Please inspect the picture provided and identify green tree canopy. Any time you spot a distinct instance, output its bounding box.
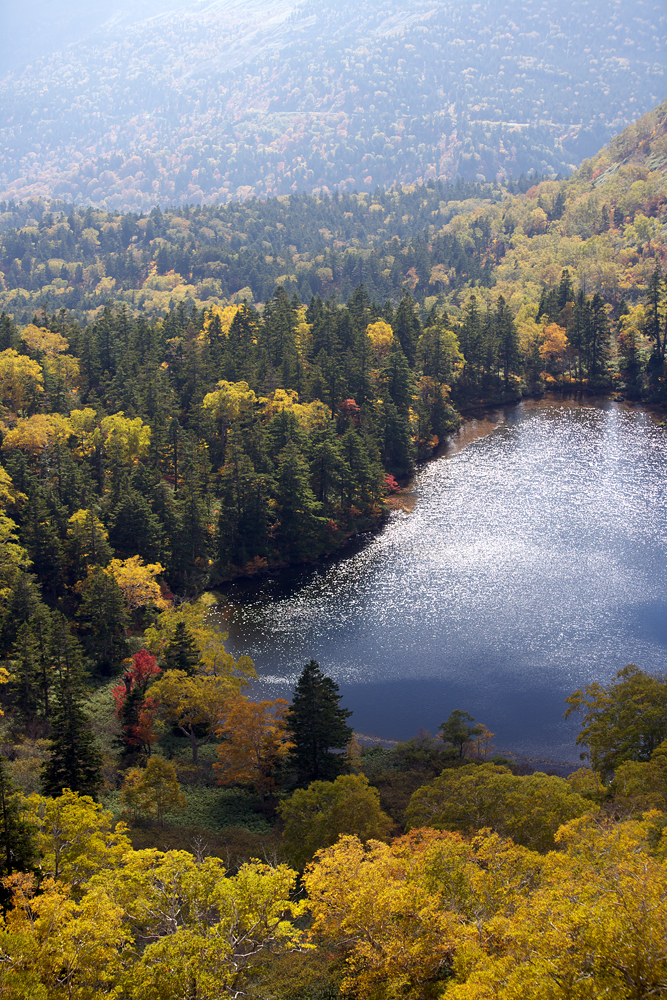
[565,664,667,778]
[279,773,393,868]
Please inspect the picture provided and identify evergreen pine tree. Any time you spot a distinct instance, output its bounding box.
[164,621,201,675]
[41,616,103,798]
[0,756,36,885]
[273,440,323,560]
[286,659,353,784]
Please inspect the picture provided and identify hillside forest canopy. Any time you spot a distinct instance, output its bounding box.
[0,0,665,211]
[0,79,665,1000]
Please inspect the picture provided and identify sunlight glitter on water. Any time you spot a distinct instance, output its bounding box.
[217,400,667,760]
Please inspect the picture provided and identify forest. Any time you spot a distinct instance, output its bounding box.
[0,101,665,997]
[1,0,665,211]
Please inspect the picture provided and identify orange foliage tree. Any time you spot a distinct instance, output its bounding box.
[214,697,293,800]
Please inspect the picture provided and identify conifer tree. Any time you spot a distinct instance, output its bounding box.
[0,755,36,885]
[286,660,353,785]
[273,441,323,560]
[163,621,201,675]
[41,616,103,798]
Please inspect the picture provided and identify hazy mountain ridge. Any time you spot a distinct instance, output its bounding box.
[0,99,664,330]
[0,0,664,213]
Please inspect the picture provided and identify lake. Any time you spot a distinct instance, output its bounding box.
[216,397,667,764]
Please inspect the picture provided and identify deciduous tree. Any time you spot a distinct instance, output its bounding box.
[214,697,293,800]
[565,664,667,778]
[279,774,393,868]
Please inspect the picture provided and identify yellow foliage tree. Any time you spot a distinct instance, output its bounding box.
[214,697,293,800]
[19,323,69,357]
[262,388,331,432]
[67,407,99,459]
[105,556,169,613]
[0,873,127,1000]
[201,379,260,452]
[200,303,241,341]
[538,322,569,372]
[120,757,186,827]
[92,851,307,1000]
[366,320,394,361]
[0,511,30,601]
[24,789,131,891]
[304,832,465,1000]
[1,413,71,456]
[44,353,80,404]
[144,601,255,681]
[99,412,151,466]
[446,815,667,998]
[0,349,44,413]
[149,670,245,763]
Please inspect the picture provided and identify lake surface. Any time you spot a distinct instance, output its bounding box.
[216,398,667,763]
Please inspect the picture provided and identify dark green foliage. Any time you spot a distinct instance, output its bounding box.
[41,695,104,799]
[76,566,129,675]
[286,660,353,785]
[273,441,324,561]
[10,605,54,725]
[108,488,165,564]
[0,756,37,886]
[41,617,103,798]
[439,710,484,758]
[164,622,201,675]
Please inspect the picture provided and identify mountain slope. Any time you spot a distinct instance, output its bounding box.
[0,99,665,329]
[1,0,664,212]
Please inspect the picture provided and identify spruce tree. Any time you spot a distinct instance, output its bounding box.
[0,756,36,886]
[41,616,103,798]
[286,660,353,785]
[164,621,201,675]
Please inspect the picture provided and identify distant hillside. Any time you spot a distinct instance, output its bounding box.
[0,0,664,212]
[0,101,665,327]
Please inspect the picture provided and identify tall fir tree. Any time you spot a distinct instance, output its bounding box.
[41,616,103,798]
[164,622,201,675]
[286,660,353,785]
[0,756,36,892]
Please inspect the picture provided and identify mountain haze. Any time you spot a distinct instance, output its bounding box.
[1,0,664,212]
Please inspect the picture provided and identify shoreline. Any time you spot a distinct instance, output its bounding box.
[218,389,661,582]
[389,389,664,514]
[353,731,581,777]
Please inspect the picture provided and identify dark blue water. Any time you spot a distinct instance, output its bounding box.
[216,398,667,762]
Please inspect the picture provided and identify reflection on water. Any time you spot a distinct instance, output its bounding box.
[216,398,667,761]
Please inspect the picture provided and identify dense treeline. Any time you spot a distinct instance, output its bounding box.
[0,177,504,323]
[0,98,665,350]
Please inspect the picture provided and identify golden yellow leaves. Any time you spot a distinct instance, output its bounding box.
[0,349,43,413]
[120,757,186,827]
[538,322,568,363]
[2,413,72,455]
[200,303,241,341]
[202,379,259,427]
[144,601,255,682]
[1,408,150,467]
[105,556,168,612]
[19,324,69,357]
[304,832,464,1000]
[0,812,307,1000]
[366,319,394,362]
